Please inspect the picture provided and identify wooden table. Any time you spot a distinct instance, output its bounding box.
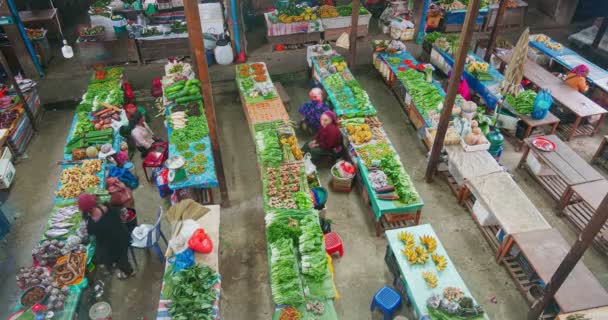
[444,145,503,201]
[519,135,604,202]
[463,172,551,260]
[497,51,606,141]
[385,225,489,320]
[557,306,608,320]
[508,228,608,313]
[515,112,560,150]
[591,135,608,168]
[485,0,528,30]
[559,179,608,254]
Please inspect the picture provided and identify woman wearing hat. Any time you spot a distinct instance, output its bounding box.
[78,193,134,279]
[301,111,343,163]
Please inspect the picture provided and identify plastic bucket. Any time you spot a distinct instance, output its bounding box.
[89,301,112,319]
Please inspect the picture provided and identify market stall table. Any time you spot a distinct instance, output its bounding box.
[529,35,608,95]
[157,204,221,320]
[385,225,490,320]
[591,135,608,168]
[264,12,322,50]
[484,0,528,30]
[497,51,605,140]
[557,306,608,320]
[558,179,608,254]
[519,135,604,202]
[430,47,504,110]
[444,145,503,201]
[19,9,60,38]
[507,228,608,313]
[462,171,551,258]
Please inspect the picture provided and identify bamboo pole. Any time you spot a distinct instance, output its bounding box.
[425,0,481,182]
[348,0,360,67]
[528,193,608,319]
[184,0,230,207]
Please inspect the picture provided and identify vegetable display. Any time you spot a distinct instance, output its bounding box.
[270,238,305,305]
[265,164,308,209]
[505,89,536,115]
[298,215,327,281]
[397,69,444,118]
[380,155,420,205]
[165,264,218,320]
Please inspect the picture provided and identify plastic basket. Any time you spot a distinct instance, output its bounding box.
[330,162,354,193]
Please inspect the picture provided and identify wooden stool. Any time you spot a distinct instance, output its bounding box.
[274,82,290,111]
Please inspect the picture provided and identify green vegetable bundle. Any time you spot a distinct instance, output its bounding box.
[170,114,209,145]
[298,215,328,282]
[380,156,420,205]
[255,125,282,167]
[165,264,218,320]
[270,238,305,305]
[398,69,444,117]
[336,4,369,16]
[346,80,373,112]
[323,73,345,92]
[267,220,302,244]
[294,191,313,209]
[166,79,202,103]
[505,89,536,115]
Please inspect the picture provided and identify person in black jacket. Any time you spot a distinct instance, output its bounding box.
[78,193,135,279]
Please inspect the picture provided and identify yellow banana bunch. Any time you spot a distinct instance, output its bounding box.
[420,235,437,253]
[423,271,438,288]
[398,231,415,249]
[432,253,447,272]
[402,247,418,264]
[466,61,489,73]
[414,246,429,264]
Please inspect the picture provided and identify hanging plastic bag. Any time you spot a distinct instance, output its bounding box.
[531,89,552,120]
[168,248,194,273]
[187,228,213,254]
[303,152,317,176]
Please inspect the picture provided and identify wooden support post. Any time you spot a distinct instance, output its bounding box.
[593,16,607,49]
[0,50,37,131]
[348,0,360,67]
[184,0,231,207]
[484,0,507,62]
[528,193,608,319]
[425,0,481,182]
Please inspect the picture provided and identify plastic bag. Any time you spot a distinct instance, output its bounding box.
[187,228,213,254]
[169,248,194,273]
[108,165,139,189]
[304,153,317,176]
[532,89,552,120]
[106,177,134,207]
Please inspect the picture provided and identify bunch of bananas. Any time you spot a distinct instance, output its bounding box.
[420,235,437,253]
[466,61,489,73]
[346,124,372,145]
[280,136,303,160]
[398,231,415,249]
[422,271,438,288]
[278,7,317,23]
[432,253,447,272]
[403,246,429,265]
[331,60,348,72]
[318,5,338,18]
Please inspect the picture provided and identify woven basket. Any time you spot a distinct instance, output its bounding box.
[330,162,354,192]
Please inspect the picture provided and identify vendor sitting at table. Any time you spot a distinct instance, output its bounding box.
[298,87,330,133]
[302,111,343,163]
[78,193,135,280]
[564,64,590,93]
[121,111,160,157]
[125,103,150,124]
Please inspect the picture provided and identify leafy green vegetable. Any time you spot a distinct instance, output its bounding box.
[505,89,536,115]
[166,264,217,320]
[294,191,313,209]
[194,143,207,152]
[255,125,283,167]
[170,115,209,145]
[298,215,328,282]
[398,69,444,117]
[357,142,393,167]
[267,219,302,244]
[380,156,420,205]
[270,238,305,305]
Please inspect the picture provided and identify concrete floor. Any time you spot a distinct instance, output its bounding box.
[1,21,608,320]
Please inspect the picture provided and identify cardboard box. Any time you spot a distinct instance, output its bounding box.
[0,159,15,189]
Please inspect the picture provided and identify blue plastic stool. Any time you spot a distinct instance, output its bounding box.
[371,286,402,320]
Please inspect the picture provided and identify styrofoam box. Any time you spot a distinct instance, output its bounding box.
[321,15,371,29]
[1,147,12,162]
[473,200,498,227]
[526,152,554,176]
[201,18,224,35]
[199,3,223,20]
[0,159,15,189]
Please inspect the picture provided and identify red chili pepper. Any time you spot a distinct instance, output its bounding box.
[404,59,413,64]
[417,64,426,71]
[275,44,285,51]
[398,67,406,71]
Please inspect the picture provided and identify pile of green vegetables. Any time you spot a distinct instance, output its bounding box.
[165,79,203,104]
[346,80,373,112]
[66,128,113,153]
[380,155,420,205]
[323,73,345,92]
[398,69,444,117]
[336,4,369,16]
[270,238,305,305]
[299,215,327,282]
[163,264,218,320]
[170,114,209,145]
[255,123,283,167]
[505,90,537,115]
